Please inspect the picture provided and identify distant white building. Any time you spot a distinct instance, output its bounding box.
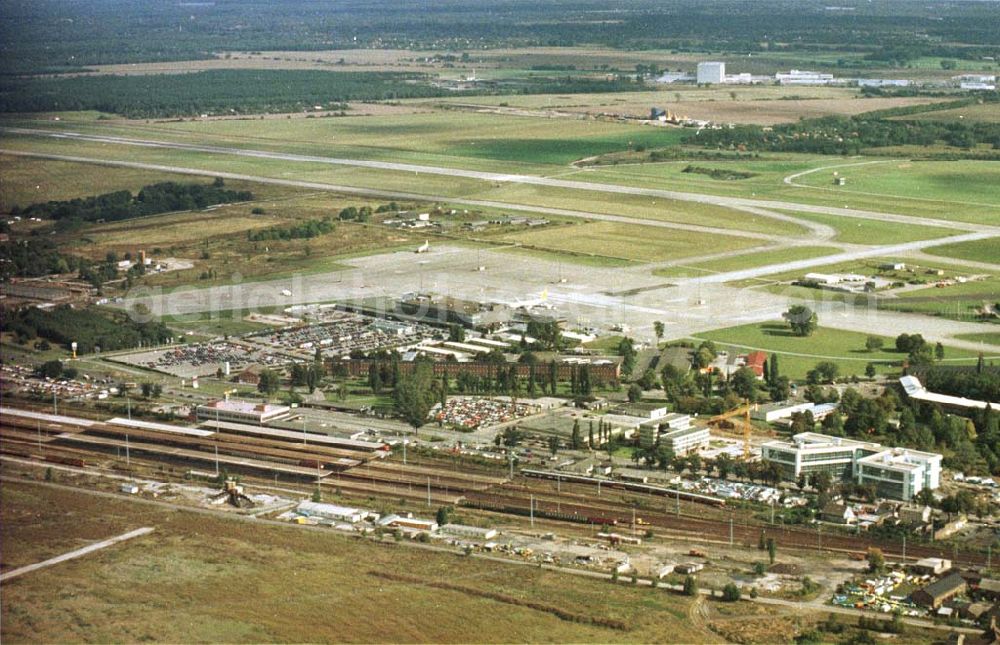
[953,74,996,84]
[776,69,835,85]
[858,79,911,88]
[960,82,997,91]
[697,61,726,85]
[725,72,754,85]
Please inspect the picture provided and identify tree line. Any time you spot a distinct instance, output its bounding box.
[686,105,1000,157]
[12,179,253,226]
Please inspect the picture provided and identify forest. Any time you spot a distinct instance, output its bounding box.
[13,180,253,225]
[0,69,651,118]
[3,305,173,354]
[1,0,998,74]
[0,71,450,118]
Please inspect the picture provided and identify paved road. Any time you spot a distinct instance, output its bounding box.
[0,526,154,582]
[5,127,996,234]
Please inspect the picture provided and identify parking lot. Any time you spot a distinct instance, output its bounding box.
[112,341,289,378]
[244,310,439,359]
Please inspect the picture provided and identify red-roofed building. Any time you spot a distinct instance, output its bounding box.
[745,351,768,379]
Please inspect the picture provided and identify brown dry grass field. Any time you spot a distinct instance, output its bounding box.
[0,479,729,643]
[433,93,945,125]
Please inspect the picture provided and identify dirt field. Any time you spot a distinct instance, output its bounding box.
[0,478,729,643]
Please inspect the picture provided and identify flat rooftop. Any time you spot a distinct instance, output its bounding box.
[900,376,991,411]
[198,400,291,416]
[200,419,386,451]
[107,417,215,438]
[0,407,97,428]
[858,447,942,470]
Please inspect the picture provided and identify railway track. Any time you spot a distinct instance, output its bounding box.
[463,489,990,567]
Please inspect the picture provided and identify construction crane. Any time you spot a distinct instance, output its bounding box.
[708,400,758,461]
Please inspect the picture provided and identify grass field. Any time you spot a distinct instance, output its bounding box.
[653,245,843,278]
[3,116,996,228]
[693,322,981,380]
[880,275,1000,322]
[955,332,1000,346]
[775,210,960,245]
[788,160,1000,227]
[923,238,1000,265]
[899,102,1000,124]
[497,220,759,263]
[0,154,214,210]
[0,480,725,643]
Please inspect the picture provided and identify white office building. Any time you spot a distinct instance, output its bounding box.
[761,432,942,501]
[697,61,726,84]
[855,448,942,501]
[662,425,711,455]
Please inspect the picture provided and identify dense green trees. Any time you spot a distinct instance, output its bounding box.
[14,180,252,225]
[4,305,171,353]
[4,0,998,75]
[248,217,335,242]
[257,369,281,395]
[394,362,437,432]
[783,305,817,337]
[0,239,84,279]
[687,108,1000,157]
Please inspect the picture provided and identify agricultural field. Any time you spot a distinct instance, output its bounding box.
[496,221,760,264]
[0,480,727,644]
[693,322,981,380]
